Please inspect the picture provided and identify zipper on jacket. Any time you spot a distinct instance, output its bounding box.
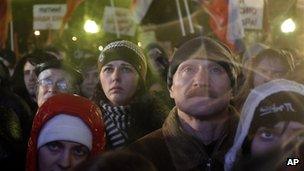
[206,158,212,171]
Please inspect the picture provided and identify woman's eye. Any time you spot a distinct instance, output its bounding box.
[47,142,61,152]
[260,130,276,140]
[121,67,133,73]
[73,146,89,157]
[209,66,223,74]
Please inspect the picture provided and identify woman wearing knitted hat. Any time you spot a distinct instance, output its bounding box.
[93,40,168,150]
[225,79,304,171]
[26,93,106,171]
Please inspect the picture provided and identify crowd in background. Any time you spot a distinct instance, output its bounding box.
[2,0,304,170]
[0,34,304,171]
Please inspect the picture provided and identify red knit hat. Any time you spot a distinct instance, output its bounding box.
[26,93,106,171]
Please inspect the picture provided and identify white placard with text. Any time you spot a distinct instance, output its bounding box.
[239,0,264,30]
[33,4,67,30]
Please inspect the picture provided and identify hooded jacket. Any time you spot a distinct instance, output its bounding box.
[26,93,106,171]
[225,79,304,171]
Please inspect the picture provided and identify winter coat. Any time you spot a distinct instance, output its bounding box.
[0,88,32,141]
[99,93,169,150]
[129,106,238,171]
[10,56,38,113]
[0,106,24,170]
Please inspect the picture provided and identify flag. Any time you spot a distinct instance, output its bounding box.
[130,0,153,24]
[203,0,244,51]
[59,0,85,35]
[227,0,244,44]
[203,0,232,48]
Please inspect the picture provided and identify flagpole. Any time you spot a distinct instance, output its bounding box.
[110,0,120,38]
[183,0,194,34]
[10,21,14,51]
[175,0,186,36]
[9,0,14,51]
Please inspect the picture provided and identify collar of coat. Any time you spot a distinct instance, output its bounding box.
[162,106,239,170]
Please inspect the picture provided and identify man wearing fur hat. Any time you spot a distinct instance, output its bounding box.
[129,36,239,170]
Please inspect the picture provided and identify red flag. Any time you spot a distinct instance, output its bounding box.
[0,0,11,49]
[203,0,235,49]
[59,0,85,35]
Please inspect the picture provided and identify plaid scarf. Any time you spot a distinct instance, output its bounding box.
[100,101,131,149]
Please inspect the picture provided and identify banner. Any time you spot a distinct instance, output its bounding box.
[33,4,67,30]
[239,0,264,30]
[227,0,245,43]
[102,6,136,37]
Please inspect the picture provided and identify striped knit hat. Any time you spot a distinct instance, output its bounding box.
[98,40,147,82]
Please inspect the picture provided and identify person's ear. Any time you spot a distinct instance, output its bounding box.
[169,86,175,99]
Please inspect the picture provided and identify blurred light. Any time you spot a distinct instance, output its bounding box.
[34,30,40,36]
[72,36,77,41]
[84,20,100,33]
[98,46,104,51]
[137,42,142,47]
[281,18,296,33]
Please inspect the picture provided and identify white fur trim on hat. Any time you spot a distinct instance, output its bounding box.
[37,114,93,150]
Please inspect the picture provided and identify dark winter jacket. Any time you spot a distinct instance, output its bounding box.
[96,92,169,150]
[0,88,32,140]
[129,107,239,171]
[10,56,38,113]
[0,92,28,170]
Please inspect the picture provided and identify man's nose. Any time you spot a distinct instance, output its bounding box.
[193,68,209,87]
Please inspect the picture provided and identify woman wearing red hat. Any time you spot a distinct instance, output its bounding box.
[26,93,106,171]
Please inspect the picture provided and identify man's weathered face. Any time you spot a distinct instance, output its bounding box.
[170,59,232,119]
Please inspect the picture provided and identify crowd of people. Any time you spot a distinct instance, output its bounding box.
[0,36,304,171]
